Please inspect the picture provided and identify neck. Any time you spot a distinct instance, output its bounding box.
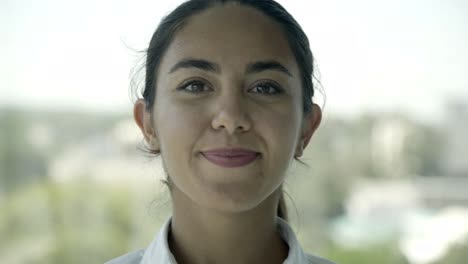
[168,188,288,264]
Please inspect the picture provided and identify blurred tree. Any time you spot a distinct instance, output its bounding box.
[432,242,468,264]
[0,109,47,193]
[326,242,409,264]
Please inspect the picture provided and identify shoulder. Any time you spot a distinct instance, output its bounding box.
[104,249,145,264]
[305,253,337,264]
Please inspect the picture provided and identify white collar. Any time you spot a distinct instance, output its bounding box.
[138,217,333,264]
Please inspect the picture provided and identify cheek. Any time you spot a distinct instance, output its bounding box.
[255,103,302,163]
[158,102,204,131]
[156,100,208,151]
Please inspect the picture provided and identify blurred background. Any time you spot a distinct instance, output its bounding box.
[1,0,467,263]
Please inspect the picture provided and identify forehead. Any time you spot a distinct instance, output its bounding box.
[159,4,298,74]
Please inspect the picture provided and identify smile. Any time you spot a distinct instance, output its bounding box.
[201,150,260,168]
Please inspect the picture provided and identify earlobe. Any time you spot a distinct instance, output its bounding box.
[295,104,322,157]
[134,99,159,150]
[294,141,304,158]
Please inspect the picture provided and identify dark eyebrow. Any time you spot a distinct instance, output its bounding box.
[245,60,292,77]
[169,58,220,74]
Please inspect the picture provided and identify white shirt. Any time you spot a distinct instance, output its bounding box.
[105,217,335,264]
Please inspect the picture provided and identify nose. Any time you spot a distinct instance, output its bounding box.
[211,92,252,135]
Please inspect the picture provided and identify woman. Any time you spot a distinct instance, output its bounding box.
[107,0,334,263]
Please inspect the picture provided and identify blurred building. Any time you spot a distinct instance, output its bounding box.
[332,99,468,264]
[331,176,468,264]
[48,118,165,186]
[371,116,413,178]
[442,99,468,177]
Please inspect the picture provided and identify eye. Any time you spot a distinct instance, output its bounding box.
[250,81,284,95]
[176,79,211,93]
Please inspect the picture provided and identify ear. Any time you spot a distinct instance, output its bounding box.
[295,103,322,158]
[134,99,159,151]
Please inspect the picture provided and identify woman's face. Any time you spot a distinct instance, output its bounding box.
[136,4,320,213]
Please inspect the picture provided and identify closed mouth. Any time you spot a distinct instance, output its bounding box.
[200,149,260,168]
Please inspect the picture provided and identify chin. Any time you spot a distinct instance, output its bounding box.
[195,180,276,214]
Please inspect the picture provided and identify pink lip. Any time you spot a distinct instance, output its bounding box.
[201,148,260,168]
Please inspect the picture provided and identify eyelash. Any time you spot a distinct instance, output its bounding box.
[176,80,210,93]
[251,81,284,95]
[176,79,284,95]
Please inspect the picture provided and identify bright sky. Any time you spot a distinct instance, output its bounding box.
[1,0,467,122]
